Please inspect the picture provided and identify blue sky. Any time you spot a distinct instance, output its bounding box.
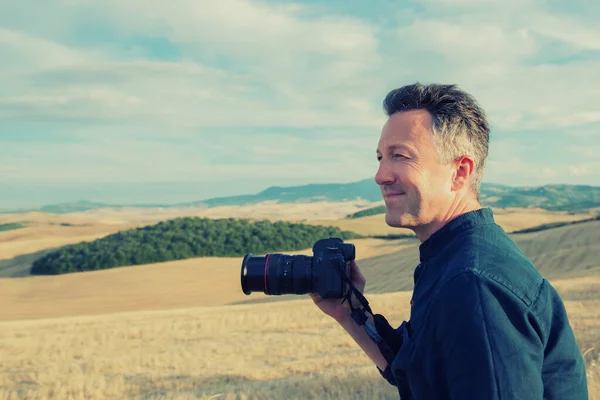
[1,0,599,208]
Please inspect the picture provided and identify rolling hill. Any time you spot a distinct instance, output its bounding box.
[2,217,598,321]
[29,217,361,275]
[1,217,600,398]
[352,219,600,294]
[238,218,600,305]
[2,180,600,214]
[0,207,594,278]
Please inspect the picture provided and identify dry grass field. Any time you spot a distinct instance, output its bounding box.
[305,206,596,237]
[0,204,598,398]
[0,202,376,260]
[0,204,593,260]
[2,213,597,321]
[0,238,408,321]
[0,286,598,399]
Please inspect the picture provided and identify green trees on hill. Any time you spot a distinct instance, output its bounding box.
[346,205,386,219]
[0,222,26,232]
[30,217,362,275]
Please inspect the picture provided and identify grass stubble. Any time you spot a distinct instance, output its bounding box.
[0,206,598,399]
[0,288,598,399]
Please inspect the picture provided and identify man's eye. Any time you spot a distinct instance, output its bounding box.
[378,154,407,161]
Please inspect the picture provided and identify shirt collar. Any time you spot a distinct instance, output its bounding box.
[418,207,495,263]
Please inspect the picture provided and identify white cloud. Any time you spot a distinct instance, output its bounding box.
[3,0,598,132]
[475,61,600,130]
[86,0,383,105]
[566,127,599,138]
[2,147,373,185]
[1,57,386,128]
[567,165,591,176]
[397,20,537,64]
[567,145,600,159]
[393,8,600,132]
[540,168,558,177]
[413,0,536,5]
[1,0,599,192]
[99,0,378,60]
[0,0,385,129]
[0,28,85,71]
[0,0,385,128]
[0,125,380,184]
[529,14,600,51]
[483,157,599,186]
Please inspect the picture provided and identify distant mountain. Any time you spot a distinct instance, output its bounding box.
[1,180,599,214]
[0,200,190,215]
[479,184,600,211]
[201,179,382,206]
[200,181,600,212]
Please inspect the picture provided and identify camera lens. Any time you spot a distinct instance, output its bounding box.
[240,253,313,295]
[241,253,264,295]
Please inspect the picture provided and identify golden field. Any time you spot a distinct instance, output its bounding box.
[0,203,593,260]
[0,237,409,321]
[0,204,599,399]
[0,201,374,260]
[0,283,599,399]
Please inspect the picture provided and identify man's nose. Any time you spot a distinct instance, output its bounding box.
[375,161,395,186]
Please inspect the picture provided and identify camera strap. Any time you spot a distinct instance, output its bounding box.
[332,259,405,371]
[334,260,384,344]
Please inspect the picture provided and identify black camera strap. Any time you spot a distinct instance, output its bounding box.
[333,260,384,344]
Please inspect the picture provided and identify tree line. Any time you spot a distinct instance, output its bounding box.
[0,222,26,232]
[30,217,362,275]
[346,205,386,219]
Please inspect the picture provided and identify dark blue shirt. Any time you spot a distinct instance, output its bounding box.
[373,208,588,399]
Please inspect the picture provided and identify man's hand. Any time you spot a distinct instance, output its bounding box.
[308,260,390,372]
[309,260,366,322]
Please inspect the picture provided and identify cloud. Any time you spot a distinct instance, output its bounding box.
[567,145,600,159]
[397,20,537,64]
[540,168,558,177]
[392,3,600,132]
[98,0,379,63]
[483,157,599,186]
[1,57,385,128]
[0,28,85,71]
[529,14,600,51]
[1,0,599,195]
[565,127,600,137]
[482,132,600,185]
[469,61,600,130]
[3,0,598,132]
[0,0,385,129]
[567,165,591,176]
[0,125,380,185]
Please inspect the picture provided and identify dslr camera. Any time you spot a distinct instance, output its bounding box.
[240,237,355,299]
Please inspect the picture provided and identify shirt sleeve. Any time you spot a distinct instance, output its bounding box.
[431,271,545,400]
[371,313,405,386]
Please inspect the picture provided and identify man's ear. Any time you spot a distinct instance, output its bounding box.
[451,155,475,192]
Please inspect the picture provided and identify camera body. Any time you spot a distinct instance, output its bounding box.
[241,237,355,299]
[309,237,355,298]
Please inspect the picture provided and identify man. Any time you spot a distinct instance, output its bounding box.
[309,83,589,399]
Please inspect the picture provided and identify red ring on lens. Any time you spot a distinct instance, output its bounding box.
[264,254,271,294]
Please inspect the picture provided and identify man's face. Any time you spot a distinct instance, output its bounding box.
[375,109,455,230]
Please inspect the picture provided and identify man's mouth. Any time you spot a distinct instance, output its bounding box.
[384,192,405,198]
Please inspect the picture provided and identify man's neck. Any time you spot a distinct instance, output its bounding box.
[414,196,482,243]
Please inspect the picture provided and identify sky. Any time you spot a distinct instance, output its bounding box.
[1,0,599,209]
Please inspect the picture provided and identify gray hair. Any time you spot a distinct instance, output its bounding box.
[383,82,490,198]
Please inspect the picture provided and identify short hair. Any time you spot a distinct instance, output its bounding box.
[383,82,490,198]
